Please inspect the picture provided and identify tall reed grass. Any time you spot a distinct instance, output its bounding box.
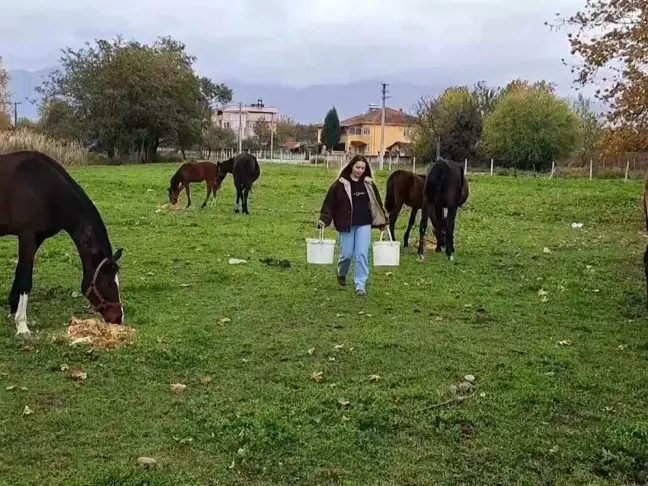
[0,128,92,166]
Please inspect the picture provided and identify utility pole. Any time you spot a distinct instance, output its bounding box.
[13,101,21,127]
[270,113,275,160]
[378,82,389,170]
[237,102,243,153]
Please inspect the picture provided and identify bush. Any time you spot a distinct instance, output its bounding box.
[0,128,92,166]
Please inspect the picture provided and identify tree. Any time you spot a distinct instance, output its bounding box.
[482,84,579,171]
[571,94,604,163]
[38,98,81,141]
[37,35,232,161]
[471,80,503,118]
[0,56,11,130]
[273,116,318,146]
[201,124,237,157]
[550,1,648,147]
[411,86,482,163]
[322,107,341,152]
[253,118,273,147]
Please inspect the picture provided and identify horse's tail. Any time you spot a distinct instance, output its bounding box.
[643,174,648,232]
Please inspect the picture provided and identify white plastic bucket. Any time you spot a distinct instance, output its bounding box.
[373,229,400,266]
[306,229,336,264]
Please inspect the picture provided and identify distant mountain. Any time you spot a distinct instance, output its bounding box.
[8,67,444,123]
[7,67,607,123]
[7,68,54,120]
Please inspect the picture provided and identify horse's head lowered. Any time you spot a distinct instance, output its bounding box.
[84,248,124,324]
[168,186,179,205]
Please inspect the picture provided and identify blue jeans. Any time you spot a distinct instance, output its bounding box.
[338,224,371,291]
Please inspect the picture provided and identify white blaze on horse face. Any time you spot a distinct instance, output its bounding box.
[15,293,30,336]
[115,273,124,322]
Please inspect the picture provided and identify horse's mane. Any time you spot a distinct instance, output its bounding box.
[32,152,113,254]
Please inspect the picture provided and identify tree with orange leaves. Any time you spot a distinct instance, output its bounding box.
[549,1,648,151]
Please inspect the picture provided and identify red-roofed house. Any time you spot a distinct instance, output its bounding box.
[317,105,417,156]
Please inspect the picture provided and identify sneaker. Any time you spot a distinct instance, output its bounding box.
[337,276,346,287]
[356,289,366,297]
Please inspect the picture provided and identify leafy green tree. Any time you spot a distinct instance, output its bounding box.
[571,94,604,164]
[0,56,11,130]
[322,107,341,152]
[37,35,231,161]
[482,84,579,170]
[202,124,237,157]
[412,85,483,163]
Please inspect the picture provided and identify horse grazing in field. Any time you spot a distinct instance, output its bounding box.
[216,153,261,214]
[168,161,221,209]
[0,151,124,339]
[385,169,426,247]
[417,157,469,262]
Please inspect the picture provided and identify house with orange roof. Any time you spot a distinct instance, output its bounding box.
[317,104,418,156]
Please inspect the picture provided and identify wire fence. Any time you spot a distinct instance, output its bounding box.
[159,147,648,182]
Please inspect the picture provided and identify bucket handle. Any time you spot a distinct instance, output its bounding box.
[317,227,324,241]
[380,228,394,242]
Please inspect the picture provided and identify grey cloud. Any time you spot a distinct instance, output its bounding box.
[1,0,587,91]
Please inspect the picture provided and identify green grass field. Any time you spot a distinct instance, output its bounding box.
[1,163,648,485]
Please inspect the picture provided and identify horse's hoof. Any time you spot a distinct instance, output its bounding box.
[448,255,455,263]
[234,209,240,213]
[15,330,32,341]
[417,254,425,262]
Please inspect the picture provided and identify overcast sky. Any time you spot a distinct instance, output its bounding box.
[1,0,588,93]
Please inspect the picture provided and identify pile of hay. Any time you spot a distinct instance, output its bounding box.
[156,203,181,212]
[407,237,439,250]
[65,316,137,349]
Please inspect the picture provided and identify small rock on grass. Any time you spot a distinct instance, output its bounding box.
[137,457,157,468]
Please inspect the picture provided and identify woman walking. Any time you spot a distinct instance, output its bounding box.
[318,155,388,296]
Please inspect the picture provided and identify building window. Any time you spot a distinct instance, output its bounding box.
[224,122,230,128]
[362,127,370,135]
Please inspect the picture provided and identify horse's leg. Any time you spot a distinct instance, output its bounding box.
[209,185,218,207]
[403,207,419,248]
[185,184,192,208]
[432,205,445,252]
[417,202,430,262]
[445,206,458,262]
[10,233,40,339]
[201,181,211,209]
[233,180,241,213]
[242,185,251,215]
[388,201,402,245]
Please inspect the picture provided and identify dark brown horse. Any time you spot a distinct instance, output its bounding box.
[0,151,124,339]
[417,157,469,262]
[216,153,260,214]
[385,169,426,247]
[168,161,221,209]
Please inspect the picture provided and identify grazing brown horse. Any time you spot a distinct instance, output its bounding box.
[417,157,469,262]
[0,151,124,339]
[168,161,221,209]
[385,169,426,247]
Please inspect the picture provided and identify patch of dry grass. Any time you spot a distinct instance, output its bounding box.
[0,128,91,166]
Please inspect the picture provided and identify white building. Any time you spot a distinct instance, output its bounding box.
[213,99,279,140]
